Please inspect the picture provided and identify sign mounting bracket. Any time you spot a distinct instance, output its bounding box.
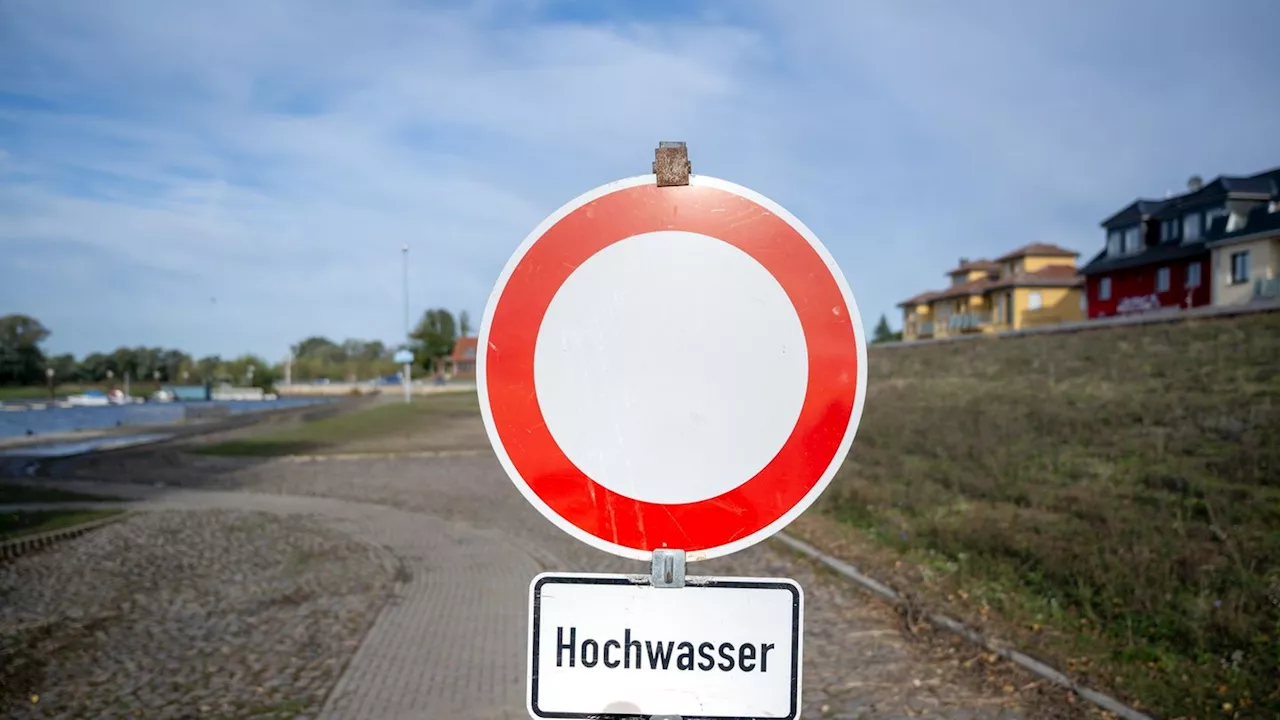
[649,548,686,588]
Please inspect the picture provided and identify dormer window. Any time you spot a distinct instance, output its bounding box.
[1107,230,1121,256]
[1183,212,1202,241]
[1122,226,1141,254]
[1205,206,1227,232]
[1227,212,1247,232]
[1160,218,1180,242]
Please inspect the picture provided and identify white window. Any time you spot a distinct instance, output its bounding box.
[1230,251,1250,285]
[1099,277,1112,301]
[1160,218,1180,242]
[1027,291,1043,311]
[1107,230,1121,256]
[1122,226,1141,254]
[1186,261,1201,288]
[1183,213,1202,241]
[1156,267,1170,293]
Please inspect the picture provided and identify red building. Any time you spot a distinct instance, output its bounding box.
[1083,254,1210,318]
[449,337,478,378]
[1080,172,1266,319]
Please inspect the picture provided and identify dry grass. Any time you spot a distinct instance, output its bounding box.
[817,311,1280,718]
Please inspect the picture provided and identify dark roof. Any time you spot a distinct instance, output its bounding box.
[995,243,1079,262]
[1087,165,1280,274]
[1101,165,1280,228]
[1207,204,1280,248]
[986,264,1083,290]
[1079,240,1209,276]
[945,259,1000,276]
[1101,199,1170,229]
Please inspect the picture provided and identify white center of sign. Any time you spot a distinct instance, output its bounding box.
[533,230,809,505]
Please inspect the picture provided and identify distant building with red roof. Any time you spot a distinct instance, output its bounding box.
[449,337,478,378]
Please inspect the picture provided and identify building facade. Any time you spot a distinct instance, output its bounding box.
[1080,166,1280,318]
[899,244,1085,341]
[1208,202,1280,306]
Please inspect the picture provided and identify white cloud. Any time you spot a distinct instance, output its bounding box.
[1,0,1278,358]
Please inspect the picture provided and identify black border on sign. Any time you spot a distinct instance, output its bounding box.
[529,575,802,720]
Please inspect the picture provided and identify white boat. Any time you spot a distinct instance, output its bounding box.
[66,390,112,407]
[150,389,176,403]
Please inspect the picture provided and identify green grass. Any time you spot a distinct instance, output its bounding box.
[819,311,1280,718]
[0,485,118,504]
[0,509,123,541]
[0,383,161,401]
[195,392,481,457]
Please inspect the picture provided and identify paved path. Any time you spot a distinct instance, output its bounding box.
[3,481,541,720]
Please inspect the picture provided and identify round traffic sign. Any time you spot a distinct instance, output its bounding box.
[478,174,866,561]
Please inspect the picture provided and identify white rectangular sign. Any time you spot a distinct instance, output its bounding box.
[528,573,802,719]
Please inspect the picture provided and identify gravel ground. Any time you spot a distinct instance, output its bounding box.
[0,510,394,720]
[62,448,1096,719]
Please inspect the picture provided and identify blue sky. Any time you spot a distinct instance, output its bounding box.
[2,0,1279,360]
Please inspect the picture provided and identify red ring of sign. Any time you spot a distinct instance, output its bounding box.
[485,182,859,553]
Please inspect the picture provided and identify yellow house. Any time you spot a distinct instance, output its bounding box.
[1206,204,1280,306]
[899,244,1086,341]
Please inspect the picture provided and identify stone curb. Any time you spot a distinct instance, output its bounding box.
[0,510,132,564]
[772,531,1156,720]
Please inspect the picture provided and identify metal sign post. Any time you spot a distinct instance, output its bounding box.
[483,142,864,720]
[648,549,686,720]
[393,349,414,404]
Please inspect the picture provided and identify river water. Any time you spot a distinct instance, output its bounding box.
[0,398,329,440]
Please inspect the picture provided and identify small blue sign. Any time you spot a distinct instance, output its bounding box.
[393,350,414,364]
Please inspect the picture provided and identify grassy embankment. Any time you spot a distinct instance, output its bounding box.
[798,311,1279,718]
[0,485,122,540]
[194,391,483,457]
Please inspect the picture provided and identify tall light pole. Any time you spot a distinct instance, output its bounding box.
[402,243,410,340]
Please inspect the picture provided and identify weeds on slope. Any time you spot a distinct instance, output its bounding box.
[823,312,1280,718]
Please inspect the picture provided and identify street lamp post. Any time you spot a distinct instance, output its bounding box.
[402,243,410,341]
[46,367,55,401]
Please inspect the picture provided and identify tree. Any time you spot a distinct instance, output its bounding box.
[78,353,110,381]
[358,340,387,362]
[459,310,473,338]
[48,353,77,382]
[196,355,223,382]
[222,354,278,390]
[0,314,50,385]
[293,336,343,363]
[411,308,458,373]
[872,314,901,344]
